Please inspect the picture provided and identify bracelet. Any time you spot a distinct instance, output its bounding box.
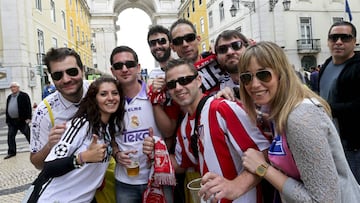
[78,152,85,165]
[73,155,82,169]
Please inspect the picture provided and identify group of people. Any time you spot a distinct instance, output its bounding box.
[4,18,360,203]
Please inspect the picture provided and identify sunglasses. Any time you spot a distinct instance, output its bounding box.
[328,34,354,43]
[51,67,79,81]
[240,70,272,85]
[166,74,198,90]
[172,33,196,46]
[112,61,137,70]
[216,41,244,54]
[148,38,167,47]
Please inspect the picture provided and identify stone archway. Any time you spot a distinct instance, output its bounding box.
[88,0,180,74]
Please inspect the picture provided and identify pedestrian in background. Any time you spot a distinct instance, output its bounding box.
[319,21,360,184]
[35,76,125,202]
[309,66,319,94]
[42,80,56,99]
[4,82,31,159]
[240,41,360,202]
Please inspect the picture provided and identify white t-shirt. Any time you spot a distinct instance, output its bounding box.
[30,81,89,153]
[114,81,162,185]
[38,118,111,203]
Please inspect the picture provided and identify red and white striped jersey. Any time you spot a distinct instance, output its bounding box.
[175,96,270,203]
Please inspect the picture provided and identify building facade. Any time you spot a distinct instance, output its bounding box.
[0,0,359,112]
[0,0,93,111]
[207,0,360,71]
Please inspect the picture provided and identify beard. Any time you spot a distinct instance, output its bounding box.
[225,64,239,74]
[152,48,171,63]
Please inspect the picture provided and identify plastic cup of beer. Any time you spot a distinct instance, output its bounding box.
[187,178,212,203]
[126,153,140,177]
[187,177,202,203]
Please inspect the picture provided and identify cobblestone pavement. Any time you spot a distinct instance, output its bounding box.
[0,112,39,202]
[0,152,40,202]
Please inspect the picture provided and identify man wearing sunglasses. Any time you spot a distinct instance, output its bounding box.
[170,19,225,95]
[147,25,173,70]
[144,58,270,202]
[109,46,174,203]
[319,21,360,184]
[150,19,226,145]
[214,30,251,100]
[30,47,88,169]
[146,25,180,147]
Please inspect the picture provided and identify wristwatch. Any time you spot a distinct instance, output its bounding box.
[255,163,269,177]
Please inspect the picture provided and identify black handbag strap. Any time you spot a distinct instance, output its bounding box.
[191,95,211,159]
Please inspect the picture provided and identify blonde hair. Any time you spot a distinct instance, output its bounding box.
[238,41,331,134]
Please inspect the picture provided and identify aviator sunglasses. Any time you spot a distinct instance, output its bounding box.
[328,34,354,43]
[166,73,198,90]
[172,33,196,46]
[240,70,272,85]
[148,38,167,47]
[51,67,79,81]
[112,61,137,70]
[216,41,244,54]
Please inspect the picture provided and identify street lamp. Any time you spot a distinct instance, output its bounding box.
[283,0,291,11]
[230,4,237,17]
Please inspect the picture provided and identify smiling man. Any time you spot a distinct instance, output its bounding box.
[109,45,173,203]
[30,48,89,169]
[319,21,360,184]
[163,58,270,203]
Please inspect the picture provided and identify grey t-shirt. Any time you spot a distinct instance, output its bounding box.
[319,61,345,104]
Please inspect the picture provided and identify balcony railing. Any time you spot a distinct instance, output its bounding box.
[296,39,321,53]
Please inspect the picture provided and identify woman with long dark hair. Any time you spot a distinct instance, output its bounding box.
[33,76,125,202]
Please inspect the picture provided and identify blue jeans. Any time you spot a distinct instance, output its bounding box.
[116,181,147,203]
[115,180,173,203]
[344,149,360,184]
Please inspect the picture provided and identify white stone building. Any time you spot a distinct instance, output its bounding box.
[207,0,360,71]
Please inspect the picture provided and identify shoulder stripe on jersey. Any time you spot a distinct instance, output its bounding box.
[62,117,87,144]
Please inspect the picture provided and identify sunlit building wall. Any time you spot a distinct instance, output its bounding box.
[66,0,93,75]
[178,0,210,53]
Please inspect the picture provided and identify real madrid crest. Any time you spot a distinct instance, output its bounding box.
[130,115,140,128]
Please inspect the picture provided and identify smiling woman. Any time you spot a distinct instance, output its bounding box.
[117,8,155,73]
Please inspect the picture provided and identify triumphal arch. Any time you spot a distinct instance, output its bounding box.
[88,0,180,73]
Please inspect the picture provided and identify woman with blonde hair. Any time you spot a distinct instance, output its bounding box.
[240,41,360,202]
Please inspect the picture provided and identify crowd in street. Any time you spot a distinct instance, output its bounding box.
[3,19,360,203]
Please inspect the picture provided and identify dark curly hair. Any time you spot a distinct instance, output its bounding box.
[71,76,125,138]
